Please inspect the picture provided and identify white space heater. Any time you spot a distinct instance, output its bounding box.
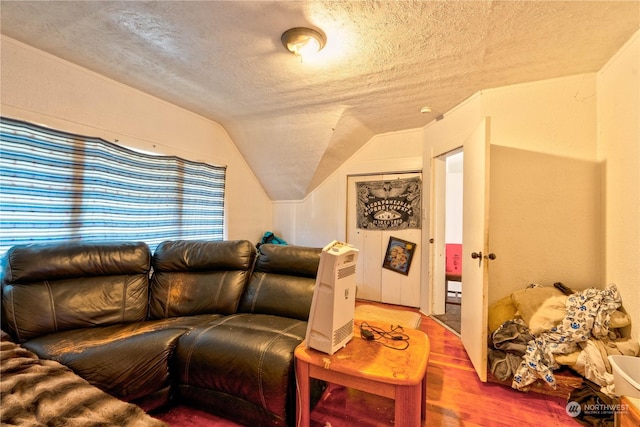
[305,240,359,355]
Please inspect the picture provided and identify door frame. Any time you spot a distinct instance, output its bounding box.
[430,149,462,315]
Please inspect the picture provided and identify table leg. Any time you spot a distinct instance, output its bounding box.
[395,383,421,427]
[421,371,427,420]
[295,358,310,427]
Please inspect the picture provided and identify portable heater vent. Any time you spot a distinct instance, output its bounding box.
[333,319,354,346]
[338,264,356,279]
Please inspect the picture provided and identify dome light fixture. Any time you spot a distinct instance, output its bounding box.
[281,27,326,58]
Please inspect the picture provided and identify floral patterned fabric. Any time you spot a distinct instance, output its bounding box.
[512,283,621,390]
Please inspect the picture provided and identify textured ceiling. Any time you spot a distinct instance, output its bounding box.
[1,1,638,200]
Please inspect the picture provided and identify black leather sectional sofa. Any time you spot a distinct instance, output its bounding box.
[1,239,325,426]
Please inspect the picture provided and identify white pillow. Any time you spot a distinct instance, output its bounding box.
[527,294,568,335]
[511,286,565,328]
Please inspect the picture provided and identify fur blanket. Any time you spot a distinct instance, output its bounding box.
[1,330,167,427]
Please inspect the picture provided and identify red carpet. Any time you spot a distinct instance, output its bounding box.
[153,405,241,427]
[152,385,394,427]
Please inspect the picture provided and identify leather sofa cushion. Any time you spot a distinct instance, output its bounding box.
[1,241,150,283]
[149,240,256,318]
[1,242,151,343]
[175,313,307,426]
[23,315,220,409]
[252,243,321,277]
[239,244,321,321]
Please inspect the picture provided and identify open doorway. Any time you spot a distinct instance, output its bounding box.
[432,150,463,333]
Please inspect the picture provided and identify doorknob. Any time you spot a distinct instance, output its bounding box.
[471,251,482,267]
[470,251,496,267]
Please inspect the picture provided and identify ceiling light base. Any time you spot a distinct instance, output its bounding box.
[281,27,326,57]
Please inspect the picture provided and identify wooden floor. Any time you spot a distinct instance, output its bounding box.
[155,302,580,427]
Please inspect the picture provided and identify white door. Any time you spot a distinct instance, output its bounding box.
[461,117,492,381]
[347,173,422,307]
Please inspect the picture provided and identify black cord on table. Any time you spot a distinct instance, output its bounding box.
[359,321,410,350]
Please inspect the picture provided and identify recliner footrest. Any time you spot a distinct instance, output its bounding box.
[175,313,308,426]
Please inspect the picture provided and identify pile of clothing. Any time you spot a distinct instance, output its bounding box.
[488,283,639,396]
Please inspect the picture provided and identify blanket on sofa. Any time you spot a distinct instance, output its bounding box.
[1,330,167,427]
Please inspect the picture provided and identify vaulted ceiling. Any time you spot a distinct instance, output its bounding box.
[1,1,638,200]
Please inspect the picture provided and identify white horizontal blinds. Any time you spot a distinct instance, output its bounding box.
[0,118,225,257]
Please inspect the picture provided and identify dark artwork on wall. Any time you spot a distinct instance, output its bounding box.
[382,237,416,275]
[356,177,421,230]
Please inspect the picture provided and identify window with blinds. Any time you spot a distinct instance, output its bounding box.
[0,118,225,257]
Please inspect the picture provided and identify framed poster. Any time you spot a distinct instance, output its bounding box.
[382,237,416,275]
[356,177,421,230]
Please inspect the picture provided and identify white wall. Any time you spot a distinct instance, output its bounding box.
[445,153,463,244]
[422,74,602,313]
[422,57,638,340]
[484,74,601,302]
[274,128,424,247]
[596,30,640,341]
[484,75,598,161]
[0,36,272,242]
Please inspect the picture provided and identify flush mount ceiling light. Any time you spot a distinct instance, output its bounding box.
[281,27,326,57]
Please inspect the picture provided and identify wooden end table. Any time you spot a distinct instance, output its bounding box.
[295,320,430,427]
